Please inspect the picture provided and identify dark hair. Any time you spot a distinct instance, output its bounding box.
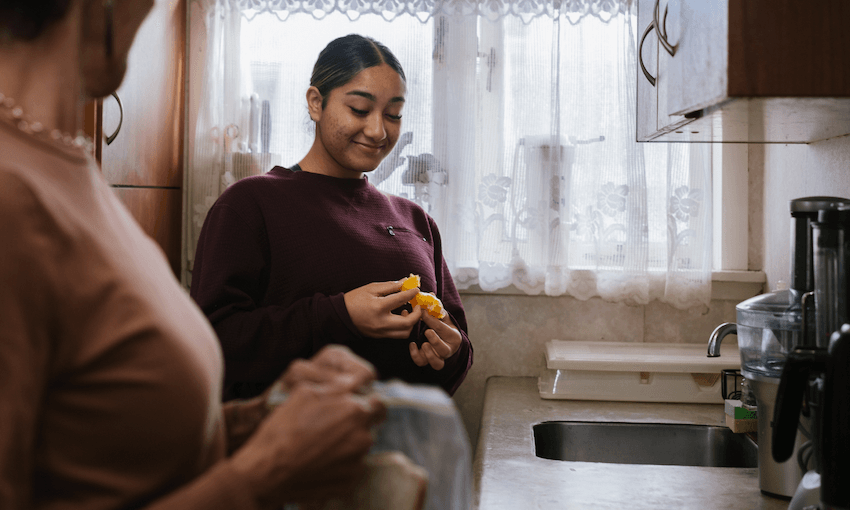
[0,0,72,42]
[310,34,406,108]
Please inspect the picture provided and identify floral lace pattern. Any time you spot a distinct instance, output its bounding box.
[667,185,704,270]
[196,0,628,22]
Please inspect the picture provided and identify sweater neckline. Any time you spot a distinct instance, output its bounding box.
[280,164,372,191]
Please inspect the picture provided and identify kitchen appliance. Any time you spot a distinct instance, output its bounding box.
[709,197,850,499]
[711,287,807,498]
[773,203,850,510]
[790,198,850,346]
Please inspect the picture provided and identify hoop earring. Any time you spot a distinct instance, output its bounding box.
[104,0,114,58]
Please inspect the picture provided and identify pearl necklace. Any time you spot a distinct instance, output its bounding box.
[0,91,94,155]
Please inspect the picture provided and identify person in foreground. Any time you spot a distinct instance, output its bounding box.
[0,1,385,509]
[190,34,473,401]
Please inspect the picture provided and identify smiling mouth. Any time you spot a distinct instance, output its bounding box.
[356,142,385,152]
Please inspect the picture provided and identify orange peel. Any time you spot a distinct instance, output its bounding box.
[400,273,446,319]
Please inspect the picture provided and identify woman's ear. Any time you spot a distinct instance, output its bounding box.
[306,86,323,122]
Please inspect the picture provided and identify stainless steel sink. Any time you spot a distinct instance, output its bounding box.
[533,421,758,468]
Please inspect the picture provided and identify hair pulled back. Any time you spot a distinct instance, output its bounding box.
[0,0,72,42]
[310,34,406,108]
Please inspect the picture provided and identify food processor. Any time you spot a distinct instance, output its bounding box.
[709,197,850,499]
[728,287,807,498]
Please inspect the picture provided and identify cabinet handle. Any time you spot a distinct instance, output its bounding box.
[639,20,657,87]
[105,92,123,146]
[654,0,677,57]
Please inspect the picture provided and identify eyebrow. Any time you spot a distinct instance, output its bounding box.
[346,90,405,104]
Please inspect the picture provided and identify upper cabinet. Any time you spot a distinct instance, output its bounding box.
[637,0,850,143]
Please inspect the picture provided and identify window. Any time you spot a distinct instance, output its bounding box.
[187,1,717,307]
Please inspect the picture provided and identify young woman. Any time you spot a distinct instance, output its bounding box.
[0,2,385,509]
[190,34,473,401]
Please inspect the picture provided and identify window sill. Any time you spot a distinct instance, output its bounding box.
[457,270,766,302]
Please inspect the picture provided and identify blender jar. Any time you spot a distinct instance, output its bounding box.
[736,289,803,378]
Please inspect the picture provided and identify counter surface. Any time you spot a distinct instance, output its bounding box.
[473,376,790,509]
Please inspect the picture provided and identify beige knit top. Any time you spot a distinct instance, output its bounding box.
[0,123,260,510]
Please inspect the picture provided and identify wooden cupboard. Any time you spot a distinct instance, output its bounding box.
[637,0,850,143]
[85,0,186,276]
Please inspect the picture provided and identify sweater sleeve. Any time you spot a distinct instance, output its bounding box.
[190,201,358,398]
[420,217,473,396]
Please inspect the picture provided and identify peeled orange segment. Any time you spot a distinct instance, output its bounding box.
[400,273,421,291]
[413,291,447,319]
[400,273,446,319]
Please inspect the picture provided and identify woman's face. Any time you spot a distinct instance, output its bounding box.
[309,63,406,178]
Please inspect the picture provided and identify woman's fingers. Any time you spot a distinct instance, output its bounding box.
[408,341,446,370]
[344,282,421,338]
[424,328,453,359]
[280,346,376,393]
[420,310,456,334]
[382,286,420,311]
[231,385,385,505]
[421,312,461,358]
[420,342,445,370]
[313,345,376,384]
[408,342,428,367]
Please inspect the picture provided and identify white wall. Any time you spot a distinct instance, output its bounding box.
[756,136,850,291]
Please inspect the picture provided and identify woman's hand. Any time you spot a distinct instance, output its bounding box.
[230,347,386,507]
[408,312,462,370]
[344,281,421,339]
[280,344,377,394]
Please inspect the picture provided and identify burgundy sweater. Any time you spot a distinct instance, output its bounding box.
[190,167,472,400]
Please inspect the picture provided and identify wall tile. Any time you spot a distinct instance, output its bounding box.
[643,299,738,344]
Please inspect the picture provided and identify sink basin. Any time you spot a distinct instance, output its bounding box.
[533,421,757,468]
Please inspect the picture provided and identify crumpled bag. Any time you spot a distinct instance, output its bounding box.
[278,379,472,510]
[368,380,472,510]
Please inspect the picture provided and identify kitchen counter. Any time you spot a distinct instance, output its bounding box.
[473,376,789,509]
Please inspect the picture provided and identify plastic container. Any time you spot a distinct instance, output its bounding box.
[735,289,802,379]
[539,341,740,403]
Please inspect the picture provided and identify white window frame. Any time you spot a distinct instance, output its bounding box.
[710,144,766,300]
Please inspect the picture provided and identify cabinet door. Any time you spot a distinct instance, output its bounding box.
[666,0,728,116]
[636,0,659,141]
[111,188,183,276]
[655,0,690,131]
[97,0,186,276]
[101,0,184,187]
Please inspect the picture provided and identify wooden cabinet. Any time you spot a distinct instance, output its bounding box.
[636,0,850,143]
[86,0,186,275]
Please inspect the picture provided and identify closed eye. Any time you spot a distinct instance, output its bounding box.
[350,107,368,116]
[387,114,402,121]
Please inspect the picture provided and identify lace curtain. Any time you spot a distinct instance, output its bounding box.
[185,0,712,310]
[209,0,626,22]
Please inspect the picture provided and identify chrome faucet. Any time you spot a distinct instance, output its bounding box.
[707,322,737,357]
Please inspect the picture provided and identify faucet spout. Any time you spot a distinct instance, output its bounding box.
[708,322,737,357]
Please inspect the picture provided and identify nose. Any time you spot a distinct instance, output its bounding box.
[363,112,387,142]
